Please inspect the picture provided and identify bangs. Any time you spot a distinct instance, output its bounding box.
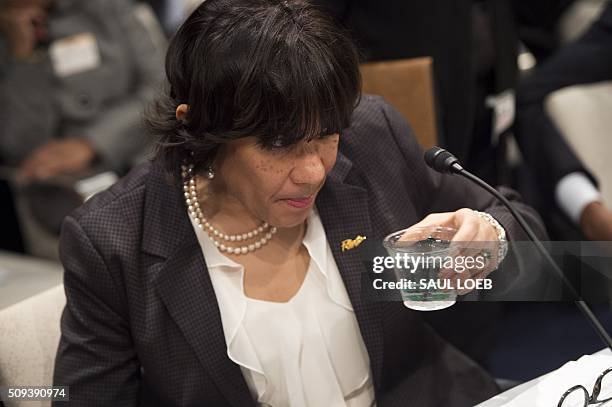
[151,0,362,178]
[234,25,361,147]
[185,2,361,147]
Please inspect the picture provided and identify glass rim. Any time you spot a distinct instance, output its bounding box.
[382,226,459,255]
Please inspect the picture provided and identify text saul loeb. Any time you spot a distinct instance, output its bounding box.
[370,253,494,292]
[372,278,493,291]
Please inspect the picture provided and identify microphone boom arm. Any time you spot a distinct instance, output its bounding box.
[459,168,612,350]
[425,146,612,350]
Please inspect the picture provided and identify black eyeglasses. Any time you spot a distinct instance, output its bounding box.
[558,367,612,407]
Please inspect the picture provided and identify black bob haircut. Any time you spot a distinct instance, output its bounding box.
[147,0,361,178]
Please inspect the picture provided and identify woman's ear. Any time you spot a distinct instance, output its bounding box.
[175,104,189,121]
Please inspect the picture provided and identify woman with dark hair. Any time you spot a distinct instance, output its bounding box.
[52,0,545,405]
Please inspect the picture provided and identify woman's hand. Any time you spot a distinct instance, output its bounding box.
[406,208,505,295]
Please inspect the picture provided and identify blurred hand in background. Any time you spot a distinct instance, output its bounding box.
[581,202,612,241]
[17,138,97,182]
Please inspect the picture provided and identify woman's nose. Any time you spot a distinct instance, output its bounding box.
[290,149,326,186]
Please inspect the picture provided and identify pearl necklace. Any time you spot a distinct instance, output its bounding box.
[181,164,277,255]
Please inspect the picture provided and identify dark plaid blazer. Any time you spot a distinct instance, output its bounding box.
[53,95,545,406]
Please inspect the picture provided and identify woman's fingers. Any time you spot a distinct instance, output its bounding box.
[405,209,503,295]
[407,212,456,230]
[436,209,500,285]
[449,209,482,272]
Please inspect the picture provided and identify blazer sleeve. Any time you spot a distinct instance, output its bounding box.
[53,215,140,406]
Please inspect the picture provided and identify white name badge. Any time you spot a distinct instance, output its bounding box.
[486,89,516,144]
[50,33,101,78]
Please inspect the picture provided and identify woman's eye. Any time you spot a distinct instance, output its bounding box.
[260,136,292,152]
[271,136,285,148]
[319,132,339,141]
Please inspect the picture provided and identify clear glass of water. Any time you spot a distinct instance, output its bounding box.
[383,226,458,311]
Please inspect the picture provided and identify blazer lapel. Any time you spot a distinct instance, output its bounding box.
[155,242,254,407]
[143,165,254,407]
[316,152,385,391]
[141,153,385,402]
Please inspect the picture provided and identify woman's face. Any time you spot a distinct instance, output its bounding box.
[212,134,340,228]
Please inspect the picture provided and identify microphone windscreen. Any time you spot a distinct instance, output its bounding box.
[424,147,462,174]
[424,147,444,170]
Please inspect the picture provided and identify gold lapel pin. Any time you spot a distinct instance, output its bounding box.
[341,235,367,252]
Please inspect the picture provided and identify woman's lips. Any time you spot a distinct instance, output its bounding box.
[283,196,314,208]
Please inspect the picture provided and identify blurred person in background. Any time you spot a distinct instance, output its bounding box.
[516,2,612,241]
[0,0,165,251]
[313,0,612,242]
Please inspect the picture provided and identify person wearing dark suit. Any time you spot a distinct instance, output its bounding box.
[53,0,545,405]
[516,3,612,241]
[311,0,571,179]
[312,0,612,241]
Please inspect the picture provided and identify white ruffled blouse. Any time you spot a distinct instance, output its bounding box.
[189,208,376,407]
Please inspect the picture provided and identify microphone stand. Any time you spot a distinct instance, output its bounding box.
[459,167,612,351]
[424,146,612,350]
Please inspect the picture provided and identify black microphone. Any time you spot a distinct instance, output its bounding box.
[424,146,463,174]
[424,146,612,350]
